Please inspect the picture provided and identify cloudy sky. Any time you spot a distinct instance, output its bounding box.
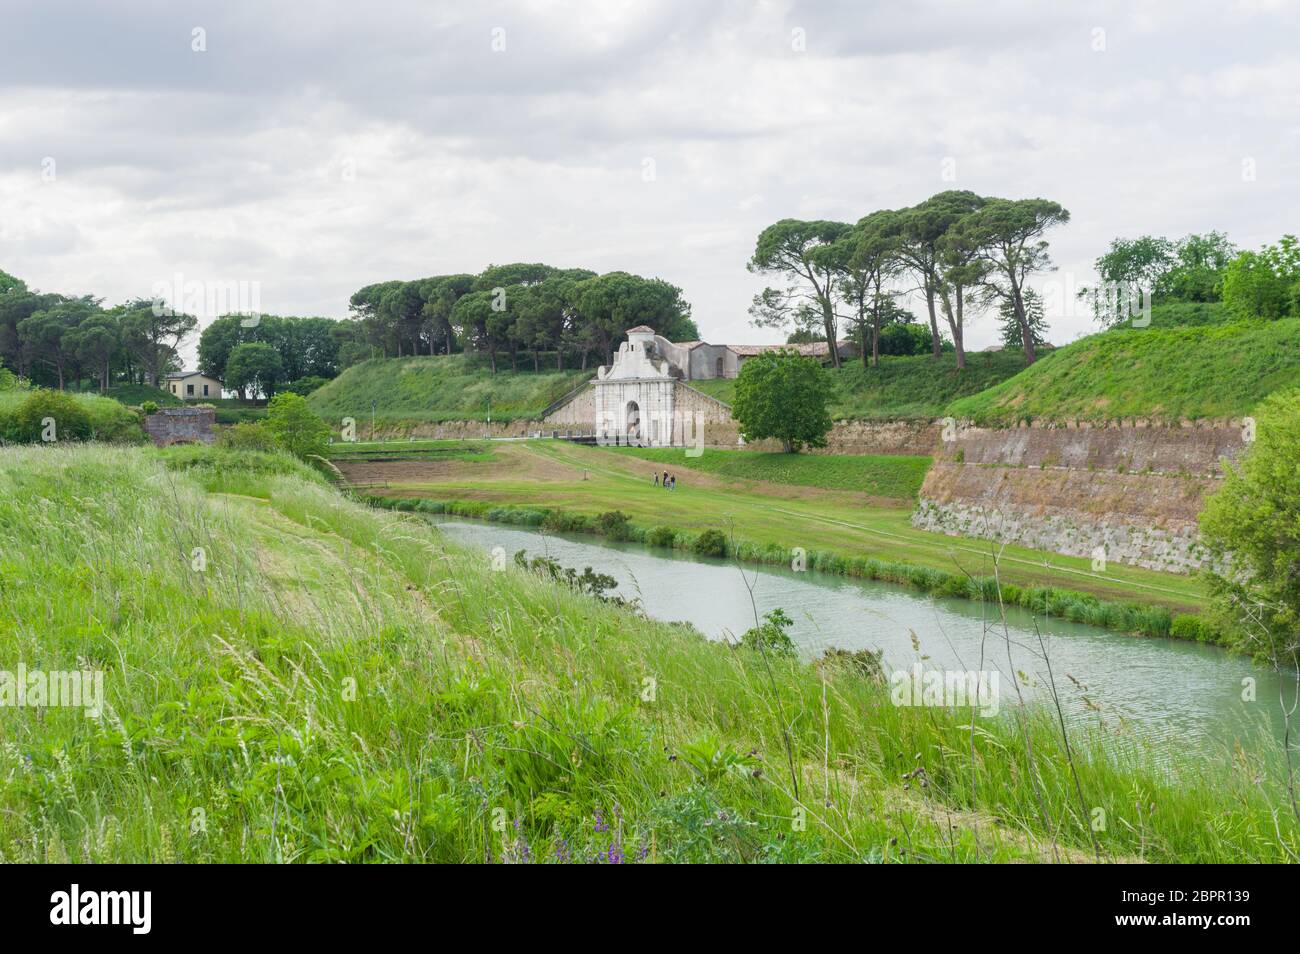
[1,0,1297,357]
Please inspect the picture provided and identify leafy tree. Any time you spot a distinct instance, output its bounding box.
[1200,388,1300,677]
[999,288,1049,350]
[451,290,501,371]
[748,219,852,368]
[844,210,904,367]
[264,392,331,461]
[1161,232,1236,302]
[1082,232,1238,325]
[961,197,1070,365]
[1222,235,1300,321]
[1080,236,1175,325]
[120,298,197,387]
[575,271,694,364]
[224,342,284,398]
[419,274,475,356]
[741,608,797,658]
[930,191,989,369]
[18,296,102,389]
[65,312,121,392]
[731,350,833,453]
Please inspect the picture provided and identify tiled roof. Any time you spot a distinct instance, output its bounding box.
[626,325,656,334]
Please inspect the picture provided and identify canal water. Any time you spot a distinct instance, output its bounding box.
[435,519,1291,760]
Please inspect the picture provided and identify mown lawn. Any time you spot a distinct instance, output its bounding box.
[368,440,1208,614]
[609,445,931,499]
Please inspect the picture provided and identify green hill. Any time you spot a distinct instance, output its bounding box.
[308,355,593,423]
[691,350,1028,420]
[948,319,1300,424]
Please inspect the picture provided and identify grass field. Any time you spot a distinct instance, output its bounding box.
[610,445,932,498]
[328,439,495,464]
[0,442,1293,862]
[353,439,1208,615]
[308,354,593,424]
[949,319,1300,424]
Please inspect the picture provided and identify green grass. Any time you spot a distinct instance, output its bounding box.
[367,440,1209,614]
[609,445,931,499]
[0,442,1293,862]
[690,350,1028,420]
[949,319,1300,425]
[308,354,593,424]
[328,439,495,463]
[101,383,182,407]
[1117,301,1233,329]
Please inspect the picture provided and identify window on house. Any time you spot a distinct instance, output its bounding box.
[203,384,209,396]
[186,384,194,396]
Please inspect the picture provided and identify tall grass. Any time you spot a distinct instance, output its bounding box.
[0,444,1289,862]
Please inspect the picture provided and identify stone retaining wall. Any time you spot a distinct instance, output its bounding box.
[144,407,216,446]
[913,419,1252,572]
[937,418,1250,476]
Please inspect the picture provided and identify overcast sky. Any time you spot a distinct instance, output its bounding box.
[1,0,1297,358]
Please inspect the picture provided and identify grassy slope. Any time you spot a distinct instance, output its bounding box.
[690,350,1028,420]
[308,354,593,423]
[371,440,1208,613]
[949,319,1300,424]
[0,443,1292,862]
[609,446,931,499]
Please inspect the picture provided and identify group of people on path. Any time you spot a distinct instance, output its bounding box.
[653,470,678,490]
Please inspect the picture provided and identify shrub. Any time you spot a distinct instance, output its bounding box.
[740,608,797,659]
[596,510,632,540]
[819,647,885,682]
[9,389,92,443]
[265,392,331,461]
[141,400,159,415]
[217,421,279,452]
[691,528,728,558]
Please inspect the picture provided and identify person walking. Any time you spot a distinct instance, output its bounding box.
[653,471,659,486]
[662,470,669,488]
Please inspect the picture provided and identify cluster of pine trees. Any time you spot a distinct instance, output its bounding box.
[346,265,697,372]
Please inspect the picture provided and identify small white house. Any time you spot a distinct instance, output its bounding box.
[166,371,223,401]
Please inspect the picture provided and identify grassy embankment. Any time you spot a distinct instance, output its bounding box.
[308,354,592,427]
[0,443,1293,862]
[949,319,1300,425]
[350,440,1210,630]
[689,349,1026,419]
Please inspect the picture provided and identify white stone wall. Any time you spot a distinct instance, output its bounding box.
[594,378,676,445]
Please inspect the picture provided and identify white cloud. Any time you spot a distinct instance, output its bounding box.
[0,0,1297,357]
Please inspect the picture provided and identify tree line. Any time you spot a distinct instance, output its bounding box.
[345,266,698,373]
[0,271,200,392]
[1082,231,1300,324]
[747,191,1070,369]
[0,267,367,399]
